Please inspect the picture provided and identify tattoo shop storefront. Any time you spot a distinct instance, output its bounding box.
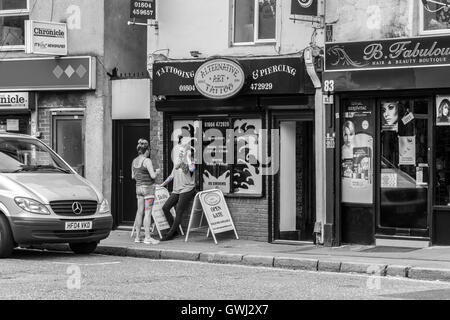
[152,55,318,242]
[324,35,450,246]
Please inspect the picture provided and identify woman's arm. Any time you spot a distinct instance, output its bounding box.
[131,161,135,180]
[144,158,159,179]
[159,168,174,188]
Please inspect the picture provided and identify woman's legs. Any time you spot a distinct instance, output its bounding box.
[143,197,154,240]
[134,196,145,241]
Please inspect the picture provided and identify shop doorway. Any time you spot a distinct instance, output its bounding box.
[377,98,432,238]
[274,115,315,242]
[113,120,150,226]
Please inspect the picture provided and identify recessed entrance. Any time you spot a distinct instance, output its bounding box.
[274,114,315,242]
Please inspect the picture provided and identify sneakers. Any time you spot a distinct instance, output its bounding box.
[134,238,142,243]
[143,237,160,245]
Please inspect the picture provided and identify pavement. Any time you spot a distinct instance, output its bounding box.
[40,228,450,283]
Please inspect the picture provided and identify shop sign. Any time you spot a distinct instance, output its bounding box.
[185,189,239,244]
[194,59,245,100]
[153,56,305,97]
[0,56,96,91]
[130,0,156,20]
[25,20,67,56]
[0,92,29,110]
[325,35,450,72]
[291,0,318,16]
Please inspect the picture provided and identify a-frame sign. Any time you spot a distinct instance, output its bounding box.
[185,189,239,244]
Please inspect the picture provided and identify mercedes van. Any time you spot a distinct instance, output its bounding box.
[0,133,113,258]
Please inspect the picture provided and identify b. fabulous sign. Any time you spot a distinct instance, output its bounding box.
[325,35,450,71]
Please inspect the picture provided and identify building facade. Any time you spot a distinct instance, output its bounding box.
[324,0,450,246]
[0,0,147,222]
[148,0,329,243]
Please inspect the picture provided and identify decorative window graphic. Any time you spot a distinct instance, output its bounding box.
[171,118,263,196]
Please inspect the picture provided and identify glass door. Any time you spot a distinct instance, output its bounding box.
[377,98,431,237]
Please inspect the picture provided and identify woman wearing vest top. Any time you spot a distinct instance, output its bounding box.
[132,139,160,244]
[158,136,196,241]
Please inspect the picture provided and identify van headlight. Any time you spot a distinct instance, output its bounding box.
[99,199,110,214]
[15,197,50,215]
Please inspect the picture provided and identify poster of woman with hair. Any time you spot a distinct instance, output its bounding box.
[437,96,450,126]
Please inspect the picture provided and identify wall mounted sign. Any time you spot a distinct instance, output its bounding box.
[291,0,318,16]
[325,35,450,72]
[0,56,96,91]
[153,56,308,96]
[25,20,67,56]
[130,0,156,20]
[0,92,29,110]
[194,59,245,100]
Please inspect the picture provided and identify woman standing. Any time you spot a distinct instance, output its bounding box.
[132,138,160,244]
[158,136,196,241]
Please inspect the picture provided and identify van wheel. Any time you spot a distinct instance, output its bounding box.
[0,215,14,258]
[69,242,98,254]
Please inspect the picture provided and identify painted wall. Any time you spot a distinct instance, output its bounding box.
[325,0,416,42]
[148,0,322,59]
[104,0,147,74]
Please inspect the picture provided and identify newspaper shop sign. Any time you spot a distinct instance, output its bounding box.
[25,20,67,56]
[130,0,156,20]
[194,59,245,100]
[185,189,238,244]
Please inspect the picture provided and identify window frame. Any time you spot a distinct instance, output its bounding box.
[231,0,277,46]
[419,0,450,35]
[0,0,30,51]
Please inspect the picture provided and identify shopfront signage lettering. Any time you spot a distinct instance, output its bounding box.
[0,93,29,109]
[25,20,67,56]
[130,0,156,20]
[153,56,306,97]
[325,35,450,71]
[252,64,297,80]
[194,59,245,100]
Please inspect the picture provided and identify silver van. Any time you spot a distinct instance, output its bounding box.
[0,133,113,258]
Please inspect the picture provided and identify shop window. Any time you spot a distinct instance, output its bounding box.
[435,95,450,206]
[233,0,276,45]
[172,118,263,196]
[420,0,450,34]
[379,99,429,229]
[0,0,29,50]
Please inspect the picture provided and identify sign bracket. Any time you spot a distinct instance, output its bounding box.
[127,18,159,29]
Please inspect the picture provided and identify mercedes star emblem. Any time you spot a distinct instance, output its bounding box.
[72,202,83,215]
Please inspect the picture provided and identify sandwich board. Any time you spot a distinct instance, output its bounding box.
[131,187,183,239]
[185,189,239,244]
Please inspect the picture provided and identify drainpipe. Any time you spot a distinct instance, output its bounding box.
[304,46,326,245]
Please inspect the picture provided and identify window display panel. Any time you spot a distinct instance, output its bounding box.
[341,100,374,204]
[233,119,262,195]
[435,96,450,206]
[379,99,428,229]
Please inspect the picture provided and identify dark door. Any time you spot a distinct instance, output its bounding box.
[273,113,316,242]
[113,120,150,226]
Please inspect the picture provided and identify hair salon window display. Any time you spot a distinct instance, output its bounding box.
[341,101,374,204]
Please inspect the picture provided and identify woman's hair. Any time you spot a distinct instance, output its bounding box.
[438,99,450,116]
[343,120,355,134]
[136,138,149,155]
